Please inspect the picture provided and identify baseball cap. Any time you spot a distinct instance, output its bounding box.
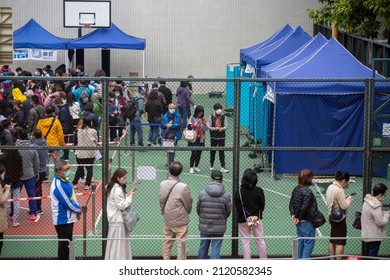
[211,170,223,181]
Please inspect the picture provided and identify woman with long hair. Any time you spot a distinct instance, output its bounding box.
[105,168,137,260]
[234,168,267,259]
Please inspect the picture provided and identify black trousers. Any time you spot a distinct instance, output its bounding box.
[72,157,94,186]
[210,138,226,168]
[35,171,47,211]
[54,223,74,260]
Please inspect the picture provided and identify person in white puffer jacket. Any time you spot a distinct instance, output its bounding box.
[362,183,390,258]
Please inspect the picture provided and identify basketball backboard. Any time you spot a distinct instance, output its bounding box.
[63,0,111,28]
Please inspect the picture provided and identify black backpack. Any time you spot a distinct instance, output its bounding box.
[125,97,142,120]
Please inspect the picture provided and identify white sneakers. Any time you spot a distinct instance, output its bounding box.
[190,167,201,174]
[210,166,214,171]
[220,167,229,173]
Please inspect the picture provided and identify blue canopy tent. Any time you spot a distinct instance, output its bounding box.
[67,23,146,76]
[266,38,390,176]
[228,25,294,127]
[240,24,293,64]
[14,18,68,49]
[260,33,328,77]
[245,26,311,148]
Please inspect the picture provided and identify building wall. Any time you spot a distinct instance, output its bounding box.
[3,0,322,78]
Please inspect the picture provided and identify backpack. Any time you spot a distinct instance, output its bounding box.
[80,89,89,104]
[125,97,142,120]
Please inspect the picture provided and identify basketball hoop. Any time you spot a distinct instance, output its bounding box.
[81,22,93,29]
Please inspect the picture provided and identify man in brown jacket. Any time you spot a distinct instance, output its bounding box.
[159,161,192,259]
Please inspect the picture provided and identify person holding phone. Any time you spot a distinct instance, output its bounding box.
[105,168,137,260]
[188,106,209,174]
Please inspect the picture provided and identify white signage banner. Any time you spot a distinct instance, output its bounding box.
[13,49,57,61]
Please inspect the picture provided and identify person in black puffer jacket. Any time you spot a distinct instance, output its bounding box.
[289,169,319,259]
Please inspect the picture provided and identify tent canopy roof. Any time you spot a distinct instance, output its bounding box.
[240,24,293,63]
[14,19,68,50]
[67,23,146,50]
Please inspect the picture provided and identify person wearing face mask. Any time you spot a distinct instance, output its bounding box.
[361,183,390,258]
[50,160,82,260]
[187,105,209,174]
[161,103,182,164]
[208,103,228,173]
[105,168,137,260]
[0,164,11,257]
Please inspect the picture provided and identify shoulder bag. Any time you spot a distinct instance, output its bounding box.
[330,187,345,222]
[162,181,180,213]
[117,186,139,232]
[182,128,197,143]
[238,187,260,227]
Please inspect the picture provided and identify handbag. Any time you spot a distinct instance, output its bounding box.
[329,188,345,222]
[182,128,197,143]
[121,205,140,232]
[352,211,362,230]
[311,211,326,228]
[238,187,260,227]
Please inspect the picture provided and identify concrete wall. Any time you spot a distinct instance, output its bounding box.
[3,0,322,78]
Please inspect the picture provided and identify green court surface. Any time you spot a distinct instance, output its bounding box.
[3,92,390,259]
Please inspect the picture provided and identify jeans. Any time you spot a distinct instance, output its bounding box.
[25,177,37,215]
[296,220,315,259]
[130,120,144,146]
[148,124,160,145]
[364,241,381,258]
[178,107,190,130]
[198,233,224,259]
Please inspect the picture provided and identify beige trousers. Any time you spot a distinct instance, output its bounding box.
[162,224,188,260]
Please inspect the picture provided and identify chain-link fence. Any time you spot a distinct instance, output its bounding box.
[0,76,390,259]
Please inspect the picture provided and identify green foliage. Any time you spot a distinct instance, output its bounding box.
[308,0,388,39]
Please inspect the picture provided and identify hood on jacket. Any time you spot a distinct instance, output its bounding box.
[364,194,382,209]
[32,138,47,146]
[242,183,256,190]
[16,139,33,146]
[205,181,225,197]
[38,116,55,129]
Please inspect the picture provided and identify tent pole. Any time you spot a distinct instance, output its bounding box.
[142,50,145,77]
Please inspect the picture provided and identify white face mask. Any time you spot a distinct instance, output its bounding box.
[34,71,39,76]
[169,109,175,114]
[215,109,222,115]
[119,178,127,185]
[0,173,4,181]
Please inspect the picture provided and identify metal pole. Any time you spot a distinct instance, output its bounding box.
[362,79,374,256]
[82,206,87,257]
[91,184,96,235]
[292,238,298,260]
[68,240,75,260]
[231,78,241,258]
[101,78,110,257]
[180,240,187,260]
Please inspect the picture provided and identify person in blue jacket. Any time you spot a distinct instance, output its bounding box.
[161,103,181,164]
[50,160,82,260]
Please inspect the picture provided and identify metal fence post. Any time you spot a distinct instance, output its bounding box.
[69,240,75,260]
[181,239,187,260]
[91,184,96,235]
[82,205,87,257]
[292,238,298,260]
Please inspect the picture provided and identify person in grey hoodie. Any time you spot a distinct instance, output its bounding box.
[12,127,39,221]
[31,128,48,215]
[197,170,231,259]
[362,183,390,258]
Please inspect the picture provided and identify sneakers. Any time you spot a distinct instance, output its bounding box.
[29,214,36,221]
[80,178,86,182]
[189,168,194,174]
[37,210,44,215]
[12,222,20,227]
[220,167,229,173]
[84,185,91,190]
[210,166,214,171]
[194,167,201,173]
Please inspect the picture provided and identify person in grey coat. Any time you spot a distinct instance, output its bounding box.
[196,170,231,259]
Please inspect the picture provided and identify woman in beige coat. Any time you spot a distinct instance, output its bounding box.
[362,183,390,258]
[0,165,11,257]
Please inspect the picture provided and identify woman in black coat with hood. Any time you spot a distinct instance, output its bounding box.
[234,168,267,259]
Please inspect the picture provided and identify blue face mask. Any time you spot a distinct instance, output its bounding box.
[64,171,71,178]
[169,109,175,114]
[116,93,120,97]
